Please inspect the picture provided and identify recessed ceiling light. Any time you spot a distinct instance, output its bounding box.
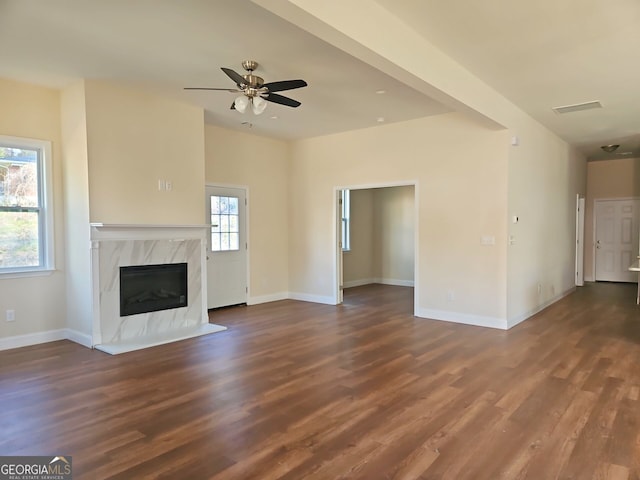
[377,117,385,123]
[376,90,386,95]
[270,115,278,120]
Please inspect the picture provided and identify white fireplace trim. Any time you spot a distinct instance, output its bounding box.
[89,224,217,354]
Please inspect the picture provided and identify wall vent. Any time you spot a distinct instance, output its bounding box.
[552,101,602,114]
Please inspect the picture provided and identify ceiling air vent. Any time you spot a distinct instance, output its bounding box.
[552,101,602,114]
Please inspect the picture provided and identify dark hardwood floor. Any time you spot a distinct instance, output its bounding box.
[1,282,639,479]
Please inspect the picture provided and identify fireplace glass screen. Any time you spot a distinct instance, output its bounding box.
[120,263,188,316]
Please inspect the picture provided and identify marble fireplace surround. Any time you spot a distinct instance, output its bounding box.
[90,224,226,354]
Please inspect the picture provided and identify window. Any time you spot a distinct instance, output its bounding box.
[341,189,350,251]
[210,195,240,251]
[0,136,53,274]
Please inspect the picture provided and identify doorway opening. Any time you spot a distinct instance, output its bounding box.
[335,183,417,315]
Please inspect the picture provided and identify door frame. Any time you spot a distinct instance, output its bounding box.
[575,195,585,286]
[592,196,640,282]
[333,180,419,316]
[205,182,251,305]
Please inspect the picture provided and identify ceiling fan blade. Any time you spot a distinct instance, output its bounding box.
[263,79,308,93]
[221,67,248,86]
[265,92,301,108]
[184,87,241,92]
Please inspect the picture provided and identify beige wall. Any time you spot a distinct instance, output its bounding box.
[507,117,586,325]
[60,81,92,337]
[204,125,290,302]
[584,157,640,281]
[343,189,374,285]
[0,78,67,340]
[84,81,205,224]
[373,185,415,284]
[290,113,509,323]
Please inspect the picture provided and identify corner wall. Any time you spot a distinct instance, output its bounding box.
[60,81,92,340]
[506,118,587,326]
[0,78,67,345]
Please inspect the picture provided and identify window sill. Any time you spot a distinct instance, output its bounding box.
[0,268,56,280]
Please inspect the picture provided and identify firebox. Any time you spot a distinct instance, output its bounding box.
[119,263,188,316]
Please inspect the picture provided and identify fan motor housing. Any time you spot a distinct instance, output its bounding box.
[242,74,264,88]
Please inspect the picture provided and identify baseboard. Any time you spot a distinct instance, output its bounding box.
[343,278,415,288]
[375,278,415,287]
[0,328,93,352]
[288,292,337,305]
[248,292,289,305]
[417,308,507,330]
[343,278,375,288]
[0,329,67,351]
[507,286,576,329]
[66,329,93,348]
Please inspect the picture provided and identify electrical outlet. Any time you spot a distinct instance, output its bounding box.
[537,283,542,294]
[6,309,15,322]
[165,180,172,191]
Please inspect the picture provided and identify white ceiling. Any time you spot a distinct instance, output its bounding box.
[0,0,449,140]
[0,0,638,160]
[376,0,640,161]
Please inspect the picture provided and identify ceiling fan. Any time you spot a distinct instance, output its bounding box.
[184,60,307,115]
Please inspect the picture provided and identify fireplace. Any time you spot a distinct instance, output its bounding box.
[120,263,188,317]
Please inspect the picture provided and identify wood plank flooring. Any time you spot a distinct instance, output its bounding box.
[1,282,640,479]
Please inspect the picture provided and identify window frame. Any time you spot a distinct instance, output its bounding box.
[210,194,241,252]
[0,135,54,277]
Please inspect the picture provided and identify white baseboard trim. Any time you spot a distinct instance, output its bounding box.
[417,308,507,330]
[0,329,67,351]
[507,287,576,329]
[288,292,337,305]
[343,278,375,288]
[248,292,289,305]
[343,278,415,289]
[375,278,415,287]
[66,329,93,348]
[0,328,94,352]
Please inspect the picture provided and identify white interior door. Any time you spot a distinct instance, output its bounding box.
[206,185,247,308]
[594,198,640,282]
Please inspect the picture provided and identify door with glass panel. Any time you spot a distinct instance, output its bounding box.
[205,185,247,309]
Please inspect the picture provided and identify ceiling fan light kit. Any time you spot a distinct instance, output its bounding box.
[185,60,307,116]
